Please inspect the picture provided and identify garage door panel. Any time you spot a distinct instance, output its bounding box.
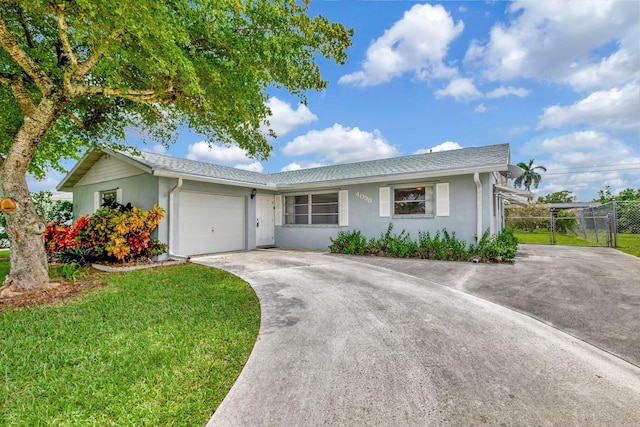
[178,192,244,255]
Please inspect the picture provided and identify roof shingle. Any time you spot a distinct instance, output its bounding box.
[134,143,510,187]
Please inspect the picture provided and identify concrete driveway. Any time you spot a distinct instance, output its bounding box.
[195,246,640,426]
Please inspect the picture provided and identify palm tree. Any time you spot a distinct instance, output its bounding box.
[514,159,547,192]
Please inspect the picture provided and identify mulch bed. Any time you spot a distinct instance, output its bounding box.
[0,277,106,311]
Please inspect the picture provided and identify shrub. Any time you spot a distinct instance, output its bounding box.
[329,224,518,263]
[555,209,578,234]
[473,229,518,263]
[370,224,417,258]
[505,204,551,232]
[329,230,368,255]
[417,229,470,261]
[44,203,167,264]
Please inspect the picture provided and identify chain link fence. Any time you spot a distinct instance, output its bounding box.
[506,201,640,250]
[574,201,640,248]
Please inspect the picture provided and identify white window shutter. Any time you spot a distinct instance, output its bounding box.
[116,188,123,204]
[93,191,100,212]
[338,190,349,226]
[436,183,450,217]
[274,195,283,226]
[379,187,390,217]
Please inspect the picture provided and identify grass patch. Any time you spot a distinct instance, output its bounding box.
[1,263,260,426]
[617,234,640,257]
[513,229,601,246]
[513,230,640,257]
[0,249,9,278]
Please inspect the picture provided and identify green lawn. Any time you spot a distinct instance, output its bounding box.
[513,229,601,246]
[0,260,260,426]
[616,233,640,257]
[512,229,640,257]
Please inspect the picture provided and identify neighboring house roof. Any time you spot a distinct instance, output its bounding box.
[545,202,601,212]
[58,143,518,191]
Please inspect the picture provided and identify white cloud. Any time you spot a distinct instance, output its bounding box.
[263,97,318,137]
[434,80,530,101]
[486,86,530,99]
[186,141,253,163]
[281,123,398,165]
[339,3,463,86]
[565,42,640,91]
[151,144,167,154]
[474,103,488,113]
[280,162,302,172]
[531,131,640,199]
[27,172,64,194]
[280,161,326,172]
[465,0,639,87]
[538,81,640,131]
[186,141,263,171]
[235,161,264,173]
[435,78,482,100]
[413,141,462,154]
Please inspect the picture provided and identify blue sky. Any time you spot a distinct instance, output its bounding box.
[38,0,639,202]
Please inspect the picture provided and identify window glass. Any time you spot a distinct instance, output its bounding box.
[285,193,339,224]
[393,186,433,215]
[101,190,117,206]
[312,193,338,224]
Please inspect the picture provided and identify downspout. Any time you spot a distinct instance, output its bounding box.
[474,173,483,241]
[168,178,189,260]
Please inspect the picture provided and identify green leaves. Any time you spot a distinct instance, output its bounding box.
[1,0,353,168]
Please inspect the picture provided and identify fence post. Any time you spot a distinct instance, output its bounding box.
[612,201,618,247]
[607,213,613,248]
[549,214,556,245]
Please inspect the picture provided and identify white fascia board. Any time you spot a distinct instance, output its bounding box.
[275,164,507,191]
[152,169,275,190]
[56,150,103,191]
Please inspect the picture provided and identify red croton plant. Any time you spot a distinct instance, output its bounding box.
[44,203,168,264]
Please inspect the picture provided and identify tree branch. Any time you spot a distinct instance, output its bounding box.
[73,84,177,105]
[54,4,77,66]
[66,110,85,128]
[17,7,34,49]
[70,30,121,84]
[0,74,36,115]
[0,17,54,97]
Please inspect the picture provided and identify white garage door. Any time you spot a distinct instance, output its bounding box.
[178,192,244,255]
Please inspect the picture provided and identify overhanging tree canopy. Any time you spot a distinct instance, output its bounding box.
[0,0,353,291]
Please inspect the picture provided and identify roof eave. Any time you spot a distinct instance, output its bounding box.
[56,148,153,191]
[151,169,276,190]
[275,164,508,190]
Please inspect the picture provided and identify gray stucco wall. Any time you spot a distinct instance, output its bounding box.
[72,173,160,218]
[71,168,505,256]
[275,173,496,251]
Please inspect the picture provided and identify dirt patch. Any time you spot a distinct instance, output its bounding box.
[0,276,106,311]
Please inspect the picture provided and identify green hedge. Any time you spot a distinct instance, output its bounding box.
[329,224,518,263]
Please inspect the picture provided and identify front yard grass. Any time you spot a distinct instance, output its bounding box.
[0,261,260,426]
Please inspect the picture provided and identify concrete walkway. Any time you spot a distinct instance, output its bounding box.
[195,247,640,426]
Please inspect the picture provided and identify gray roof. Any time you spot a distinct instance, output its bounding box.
[58,143,513,191]
[130,151,274,186]
[272,143,510,187]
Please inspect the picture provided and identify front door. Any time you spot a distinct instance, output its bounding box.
[256,194,275,246]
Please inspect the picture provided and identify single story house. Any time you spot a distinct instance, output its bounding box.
[57,143,530,258]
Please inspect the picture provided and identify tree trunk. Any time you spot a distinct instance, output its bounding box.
[1,95,66,291]
[1,176,49,290]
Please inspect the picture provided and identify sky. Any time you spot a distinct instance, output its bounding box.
[34,0,640,202]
